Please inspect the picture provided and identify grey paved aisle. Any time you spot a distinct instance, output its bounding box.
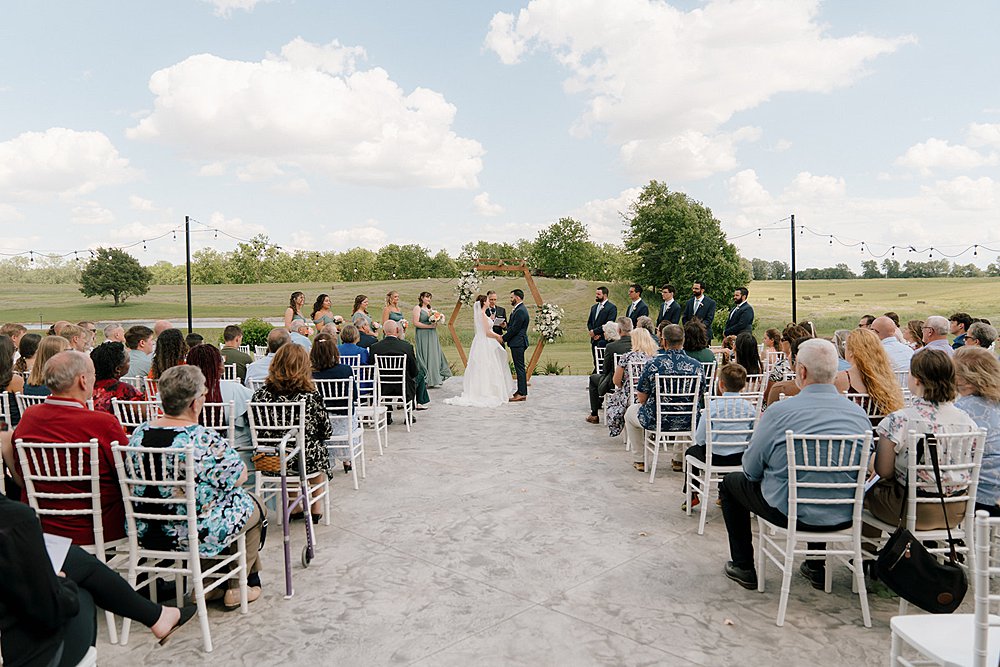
[101,376,899,666]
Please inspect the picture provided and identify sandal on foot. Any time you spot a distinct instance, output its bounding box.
[632,462,646,472]
[158,605,197,646]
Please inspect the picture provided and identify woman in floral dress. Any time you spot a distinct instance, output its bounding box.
[605,328,658,437]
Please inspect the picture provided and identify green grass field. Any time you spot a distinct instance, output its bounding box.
[2,277,995,375]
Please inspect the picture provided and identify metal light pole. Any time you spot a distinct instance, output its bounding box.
[185,215,193,334]
[790,213,797,323]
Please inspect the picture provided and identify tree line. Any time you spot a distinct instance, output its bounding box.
[748,257,1000,281]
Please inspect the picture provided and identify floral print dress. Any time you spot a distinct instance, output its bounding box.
[250,386,333,477]
[128,423,254,557]
[605,351,654,437]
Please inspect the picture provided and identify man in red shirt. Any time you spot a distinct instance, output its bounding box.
[7,350,129,545]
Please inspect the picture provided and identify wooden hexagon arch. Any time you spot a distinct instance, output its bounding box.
[448,258,547,379]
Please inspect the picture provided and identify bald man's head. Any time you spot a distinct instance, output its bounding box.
[45,350,95,400]
[153,320,173,336]
[383,320,399,337]
[870,316,897,341]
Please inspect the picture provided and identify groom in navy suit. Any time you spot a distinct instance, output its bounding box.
[503,289,530,402]
[681,280,718,342]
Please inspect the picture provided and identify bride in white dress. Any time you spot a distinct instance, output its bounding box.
[444,295,515,408]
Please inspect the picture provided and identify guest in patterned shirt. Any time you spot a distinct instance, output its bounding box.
[624,324,703,473]
[90,341,145,414]
[128,365,265,609]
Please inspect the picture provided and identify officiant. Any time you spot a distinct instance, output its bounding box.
[485,290,506,336]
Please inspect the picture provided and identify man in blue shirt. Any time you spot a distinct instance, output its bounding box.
[720,339,872,590]
[624,324,702,473]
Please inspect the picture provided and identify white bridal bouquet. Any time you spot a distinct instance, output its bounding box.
[371,321,381,331]
[456,269,481,307]
[332,315,344,325]
[534,303,564,343]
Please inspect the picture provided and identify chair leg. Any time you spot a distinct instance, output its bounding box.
[889,628,901,665]
[237,534,249,614]
[648,440,659,484]
[698,474,710,536]
[776,537,796,626]
[359,440,366,480]
[853,549,872,628]
[192,573,213,652]
[755,518,766,593]
[119,564,138,645]
[280,475,293,598]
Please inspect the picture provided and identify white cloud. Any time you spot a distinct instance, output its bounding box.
[325,220,387,250]
[894,138,998,175]
[486,0,911,180]
[0,127,137,200]
[71,201,116,226]
[967,123,1000,149]
[236,159,284,182]
[199,162,227,177]
[129,195,156,211]
[0,203,24,222]
[271,178,311,195]
[129,38,484,189]
[472,192,504,216]
[570,186,642,244]
[771,139,793,153]
[201,0,269,17]
[921,176,999,211]
[620,126,761,181]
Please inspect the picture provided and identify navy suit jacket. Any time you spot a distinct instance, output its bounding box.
[681,296,717,338]
[503,303,529,349]
[723,302,755,337]
[625,299,649,326]
[655,300,681,327]
[587,300,617,345]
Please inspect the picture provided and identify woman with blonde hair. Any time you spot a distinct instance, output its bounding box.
[954,345,1000,515]
[604,327,658,437]
[23,335,70,396]
[381,291,406,335]
[835,328,904,418]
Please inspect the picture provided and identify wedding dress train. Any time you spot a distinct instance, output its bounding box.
[444,302,515,408]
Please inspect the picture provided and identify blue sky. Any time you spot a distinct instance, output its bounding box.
[1,0,998,270]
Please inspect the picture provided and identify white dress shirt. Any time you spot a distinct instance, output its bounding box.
[880,336,915,372]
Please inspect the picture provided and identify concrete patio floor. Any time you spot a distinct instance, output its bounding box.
[100,375,909,666]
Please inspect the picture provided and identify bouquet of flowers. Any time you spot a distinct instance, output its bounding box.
[332,315,344,325]
[400,319,409,330]
[429,310,445,324]
[371,321,381,331]
[534,303,564,344]
[456,269,481,307]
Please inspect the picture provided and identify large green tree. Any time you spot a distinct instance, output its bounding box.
[533,217,595,278]
[79,247,152,305]
[624,181,750,336]
[373,244,432,280]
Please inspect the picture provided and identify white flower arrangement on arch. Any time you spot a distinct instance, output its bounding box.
[534,303,564,343]
[456,269,482,307]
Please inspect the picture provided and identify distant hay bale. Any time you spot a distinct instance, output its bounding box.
[803,296,811,301]
[917,300,926,304]
[854,293,863,297]
[898,293,908,297]
[844,299,851,303]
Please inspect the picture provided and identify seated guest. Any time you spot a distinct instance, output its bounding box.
[5,351,129,544]
[684,363,758,510]
[605,327,658,438]
[883,312,907,343]
[720,339,872,589]
[868,349,977,530]
[587,317,632,424]
[625,324,703,473]
[369,320,429,413]
[103,322,126,343]
[187,344,253,453]
[764,324,811,397]
[949,312,973,349]
[184,332,204,349]
[90,342,146,414]
[683,319,715,364]
[965,321,997,349]
[49,321,71,337]
[252,344,331,519]
[602,321,620,344]
[832,329,851,371]
[764,335,813,407]
[148,329,187,380]
[153,320,173,339]
[125,325,155,378]
[290,322,314,351]
[23,336,70,396]
[220,324,253,381]
[870,316,914,372]
[954,346,1000,516]
[244,327,290,388]
[733,332,762,376]
[311,333,358,474]
[1,323,26,353]
[921,315,954,355]
[59,324,89,353]
[762,328,781,358]
[834,329,904,419]
[719,335,737,365]
[634,315,656,339]
[13,333,40,375]
[0,494,196,666]
[77,321,98,351]
[0,335,25,428]
[903,319,925,350]
[338,324,370,365]
[130,365,264,608]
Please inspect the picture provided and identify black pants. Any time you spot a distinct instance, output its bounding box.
[588,373,612,415]
[720,473,851,568]
[683,445,743,493]
[976,502,1000,517]
[58,545,162,666]
[511,346,527,396]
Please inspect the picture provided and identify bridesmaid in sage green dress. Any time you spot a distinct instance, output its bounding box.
[381,291,407,338]
[412,291,452,388]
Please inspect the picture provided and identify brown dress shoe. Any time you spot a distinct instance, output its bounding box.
[585,415,600,424]
[509,395,526,402]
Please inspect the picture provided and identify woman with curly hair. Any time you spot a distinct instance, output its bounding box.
[148,329,187,380]
[284,291,307,331]
[834,328,904,418]
[90,341,146,413]
[351,294,375,338]
[682,319,715,364]
[311,293,335,330]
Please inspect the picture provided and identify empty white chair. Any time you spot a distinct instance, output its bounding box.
[642,374,701,483]
[594,346,606,372]
[112,441,249,652]
[16,439,128,644]
[685,399,758,535]
[889,510,1000,667]
[112,399,162,431]
[756,430,873,627]
[354,365,387,455]
[375,354,412,432]
[314,378,366,491]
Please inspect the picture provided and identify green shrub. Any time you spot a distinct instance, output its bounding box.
[239,318,273,349]
[541,359,565,376]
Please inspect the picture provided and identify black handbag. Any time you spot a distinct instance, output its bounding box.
[875,435,968,613]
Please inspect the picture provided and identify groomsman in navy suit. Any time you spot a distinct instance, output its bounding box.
[625,284,649,326]
[656,283,681,328]
[681,280,718,342]
[587,286,617,373]
[723,286,755,337]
